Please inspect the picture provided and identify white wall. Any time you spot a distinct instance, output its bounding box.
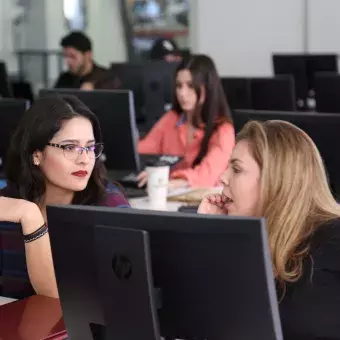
[0,0,22,73]
[308,0,340,53]
[87,0,127,66]
[191,0,305,76]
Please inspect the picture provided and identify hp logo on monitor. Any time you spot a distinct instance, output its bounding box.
[112,254,132,280]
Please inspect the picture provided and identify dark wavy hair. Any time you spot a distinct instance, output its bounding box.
[172,54,233,166]
[60,31,92,53]
[5,95,108,205]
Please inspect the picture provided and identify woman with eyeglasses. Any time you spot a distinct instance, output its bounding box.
[0,95,129,298]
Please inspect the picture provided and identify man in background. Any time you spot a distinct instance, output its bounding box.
[55,31,119,90]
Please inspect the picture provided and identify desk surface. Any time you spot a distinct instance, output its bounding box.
[130,197,184,211]
[0,295,67,340]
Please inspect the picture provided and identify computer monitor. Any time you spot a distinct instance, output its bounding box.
[47,205,283,340]
[234,109,340,198]
[315,72,340,113]
[306,54,338,93]
[250,76,296,111]
[0,99,27,174]
[39,89,140,173]
[273,54,309,108]
[220,77,252,110]
[11,79,35,103]
[273,54,338,107]
[110,63,145,121]
[0,62,12,98]
[111,60,179,132]
[141,60,178,130]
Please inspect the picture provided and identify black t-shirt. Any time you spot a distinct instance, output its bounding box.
[54,63,120,90]
[279,218,340,339]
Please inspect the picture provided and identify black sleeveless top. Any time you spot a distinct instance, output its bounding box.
[279,218,340,339]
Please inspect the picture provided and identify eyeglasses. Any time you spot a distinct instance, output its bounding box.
[47,143,104,160]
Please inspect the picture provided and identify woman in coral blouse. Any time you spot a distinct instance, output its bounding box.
[138,54,235,189]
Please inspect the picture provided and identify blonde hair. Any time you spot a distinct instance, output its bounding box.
[237,120,340,285]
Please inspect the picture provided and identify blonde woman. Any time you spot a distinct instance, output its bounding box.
[199,120,340,339]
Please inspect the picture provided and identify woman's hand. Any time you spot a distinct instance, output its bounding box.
[136,170,148,188]
[168,179,188,191]
[80,82,94,91]
[137,172,188,191]
[198,193,228,215]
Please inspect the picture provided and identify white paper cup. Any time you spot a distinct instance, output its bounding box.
[146,165,170,208]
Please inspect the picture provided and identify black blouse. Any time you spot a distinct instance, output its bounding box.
[279,218,340,339]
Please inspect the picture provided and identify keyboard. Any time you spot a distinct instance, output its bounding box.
[140,154,182,168]
[124,187,147,198]
[121,172,138,183]
[178,206,199,213]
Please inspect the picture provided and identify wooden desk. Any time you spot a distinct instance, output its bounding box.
[0,295,67,340]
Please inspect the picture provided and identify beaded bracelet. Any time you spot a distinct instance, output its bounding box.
[22,223,48,243]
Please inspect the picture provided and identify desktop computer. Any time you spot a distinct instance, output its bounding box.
[221,76,296,112]
[273,54,338,109]
[220,77,252,110]
[47,205,283,340]
[0,62,13,98]
[250,75,296,111]
[0,99,27,175]
[315,72,340,113]
[306,54,338,93]
[111,60,179,133]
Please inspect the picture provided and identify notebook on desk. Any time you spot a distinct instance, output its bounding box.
[167,187,222,204]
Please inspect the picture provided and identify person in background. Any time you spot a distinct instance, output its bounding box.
[199,120,340,339]
[149,38,183,62]
[137,54,235,190]
[0,96,129,299]
[55,31,120,90]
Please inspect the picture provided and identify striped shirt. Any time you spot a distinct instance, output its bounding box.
[0,184,130,299]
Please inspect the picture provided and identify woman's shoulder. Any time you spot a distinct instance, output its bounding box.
[309,217,340,270]
[312,217,340,243]
[209,121,235,144]
[101,184,130,208]
[159,110,180,125]
[216,120,235,133]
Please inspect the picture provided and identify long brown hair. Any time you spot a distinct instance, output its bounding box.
[5,95,108,205]
[172,54,233,166]
[237,120,340,285]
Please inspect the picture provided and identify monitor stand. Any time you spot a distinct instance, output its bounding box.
[94,225,161,340]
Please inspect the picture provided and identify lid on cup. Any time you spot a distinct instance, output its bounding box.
[145,159,170,167]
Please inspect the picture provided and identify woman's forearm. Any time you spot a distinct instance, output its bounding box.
[22,205,59,298]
